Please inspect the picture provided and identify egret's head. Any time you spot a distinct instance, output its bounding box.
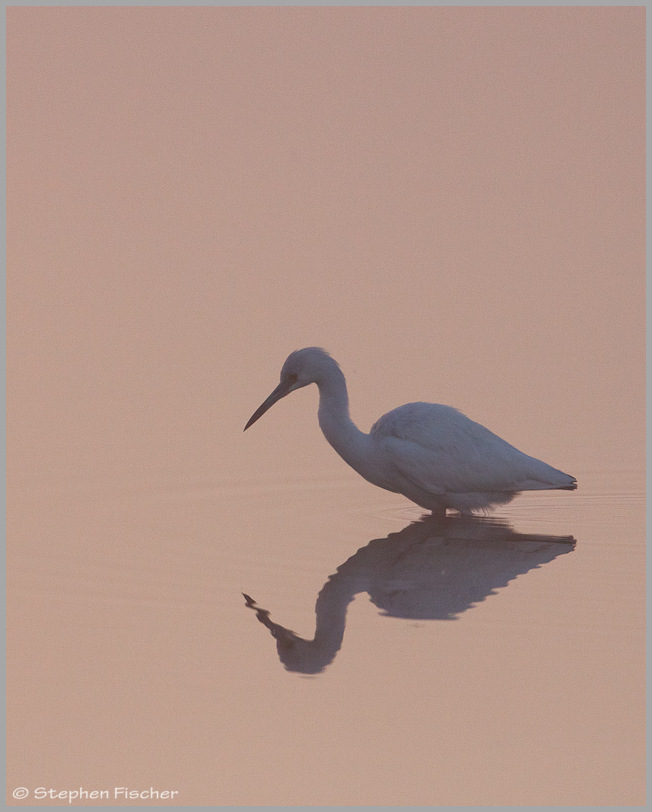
[244,347,338,431]
[280,347,340,387]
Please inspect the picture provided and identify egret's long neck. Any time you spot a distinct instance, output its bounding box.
[315,367,372,475]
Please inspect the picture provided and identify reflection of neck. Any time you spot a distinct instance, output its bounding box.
[312,573,366,655]
[246,572,366,674]
[275,574,364,674]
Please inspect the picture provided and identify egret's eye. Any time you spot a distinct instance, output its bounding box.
[286,373,298,385]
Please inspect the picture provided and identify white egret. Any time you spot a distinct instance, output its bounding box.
[244,347,576,515]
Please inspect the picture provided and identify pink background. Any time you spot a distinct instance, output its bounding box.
[7,6,645,806]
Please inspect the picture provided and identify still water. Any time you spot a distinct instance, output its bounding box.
[8,465,644,805]
[7,5,644,807]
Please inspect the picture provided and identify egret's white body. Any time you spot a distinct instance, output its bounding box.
[244,347,576,515]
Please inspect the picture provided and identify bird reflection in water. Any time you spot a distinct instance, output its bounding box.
[243,514,575,675]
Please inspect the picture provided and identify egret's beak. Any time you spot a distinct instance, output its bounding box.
[244,379,295,431]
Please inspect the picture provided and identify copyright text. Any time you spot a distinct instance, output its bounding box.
[12,787,179,803]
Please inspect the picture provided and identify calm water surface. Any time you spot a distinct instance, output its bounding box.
[7,6,644,806]
[9,467,644,806]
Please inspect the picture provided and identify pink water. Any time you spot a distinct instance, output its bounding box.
[7,6,645,806]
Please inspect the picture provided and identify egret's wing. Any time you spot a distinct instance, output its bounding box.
[372,403,560,494]
[382,435,525,495]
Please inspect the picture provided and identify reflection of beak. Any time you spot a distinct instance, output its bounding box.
[244,379,294,431]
